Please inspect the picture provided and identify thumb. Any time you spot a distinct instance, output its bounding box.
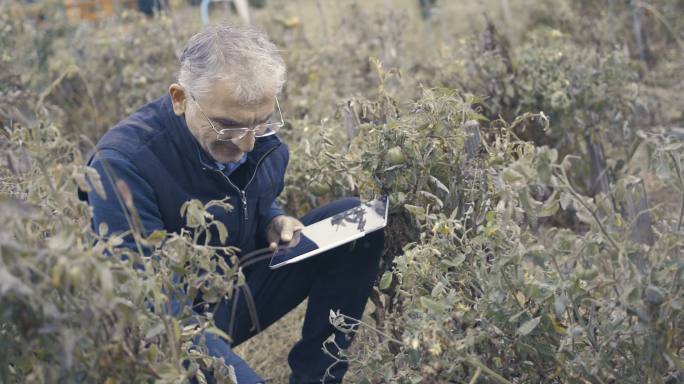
[281,227,293,242]
[281,219,302,242]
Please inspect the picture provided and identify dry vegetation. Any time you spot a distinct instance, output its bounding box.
[1,0,683,383]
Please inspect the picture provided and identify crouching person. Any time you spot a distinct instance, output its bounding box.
[80,23,384,384]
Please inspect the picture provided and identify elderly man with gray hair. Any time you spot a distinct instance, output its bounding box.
[80,23,384,383]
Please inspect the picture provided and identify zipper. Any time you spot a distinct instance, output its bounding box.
[195,143,280,336]
[240,190,248,220]
[196,143,281,224]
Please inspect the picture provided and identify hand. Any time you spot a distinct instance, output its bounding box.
[266,215,304,251]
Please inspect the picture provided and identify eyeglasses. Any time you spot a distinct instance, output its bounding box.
[188,91,285,141]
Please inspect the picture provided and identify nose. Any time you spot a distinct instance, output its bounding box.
[234,131,256,152]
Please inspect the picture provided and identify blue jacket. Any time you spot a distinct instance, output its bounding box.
[79,93,288,383]
[80,93,288,253]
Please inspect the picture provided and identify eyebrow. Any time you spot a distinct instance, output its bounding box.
[212,113,274,128]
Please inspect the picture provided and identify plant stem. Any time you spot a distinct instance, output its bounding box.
[558,168,620,256]
[338,313,403,345]
[161,311,180,369]
[465,357,513,384]
[468,367,482,384]
[637,2,684,51]
[316,0,329,43]
[667,152,684,231]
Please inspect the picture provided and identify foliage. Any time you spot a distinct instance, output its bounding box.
[289,79,684,382]
[1,106,238,382]
[2,5,187,141]
[263,2,410,121]
[1,0,683,383]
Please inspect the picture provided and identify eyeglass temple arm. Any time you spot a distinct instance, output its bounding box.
[274,96,284,125]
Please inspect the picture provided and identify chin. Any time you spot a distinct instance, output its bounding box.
[210,146,243,163]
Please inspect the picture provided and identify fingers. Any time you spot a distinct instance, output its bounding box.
[288,230,301,248]
[266,231,280,251]
[281,229,293,242]
[280,219,304,242]
[282,222,303,248]
[266,216,304,250]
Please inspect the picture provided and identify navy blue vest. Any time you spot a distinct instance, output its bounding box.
[83,94,289,254]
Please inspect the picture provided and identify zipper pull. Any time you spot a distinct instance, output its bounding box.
[241,190,248,221]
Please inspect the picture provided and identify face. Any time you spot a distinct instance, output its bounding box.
[169,78,276,163]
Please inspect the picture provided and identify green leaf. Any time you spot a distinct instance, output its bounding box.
[502,168,525,184]
[73,170,91,192]
[378,271,393,290]
[108,235,123,247]
[194,369,208,384]
[214,221,228,245]
[420,296,449,314]
[644,285,665,305]
[538,190,559,217]
[431,281,446,297]
[144,230,167,247]
[206,326,233,343]
[172,318,181,341]
[98,222,109,236]
[575,205,594,225]
[145,324,165,340]
[419,190,443,209]
[86,166,107,199]
[14,356,33,373]
[441,253,465,268]
[99,266,113,298]
[517,316,541,336]
[404,204,426,220]
[428,175,450,196]
[0,268,33,296]
[509,309,527,322]
[554,294,569,316]
[484,225,499,236]
[661,142,684,151]
[559,192,573,210]
[666,351,684,370]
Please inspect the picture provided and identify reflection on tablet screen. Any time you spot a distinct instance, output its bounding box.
[331,205,367,231]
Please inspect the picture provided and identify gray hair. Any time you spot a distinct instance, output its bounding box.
[178,23,286,104]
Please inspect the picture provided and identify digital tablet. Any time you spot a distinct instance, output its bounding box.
[268,196,389,269]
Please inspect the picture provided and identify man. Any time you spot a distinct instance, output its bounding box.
[82,24,384,383]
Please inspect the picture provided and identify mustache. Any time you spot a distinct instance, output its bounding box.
[210,138,239,148]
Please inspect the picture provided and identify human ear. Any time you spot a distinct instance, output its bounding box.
[169,84,187,116]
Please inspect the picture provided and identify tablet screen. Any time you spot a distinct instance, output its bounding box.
[269,196,388,269]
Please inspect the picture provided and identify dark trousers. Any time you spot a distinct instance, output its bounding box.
[213,197,384,383]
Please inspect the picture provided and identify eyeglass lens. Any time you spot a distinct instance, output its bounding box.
[189,91,284,141]
[217,124,281,141]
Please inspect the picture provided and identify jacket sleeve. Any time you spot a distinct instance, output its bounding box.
[87,149,164,251]
[266,201,286,223]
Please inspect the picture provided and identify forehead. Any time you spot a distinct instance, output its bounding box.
[197,78,275,122]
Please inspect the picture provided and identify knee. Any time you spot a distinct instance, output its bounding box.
[338,228,384,270]
[300,197,360,225]
[358,228,384,261]
[324,197,361,217]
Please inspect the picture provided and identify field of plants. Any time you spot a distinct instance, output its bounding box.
[1,0,683,383]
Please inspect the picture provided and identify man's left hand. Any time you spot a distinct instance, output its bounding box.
[266,215,304,251]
